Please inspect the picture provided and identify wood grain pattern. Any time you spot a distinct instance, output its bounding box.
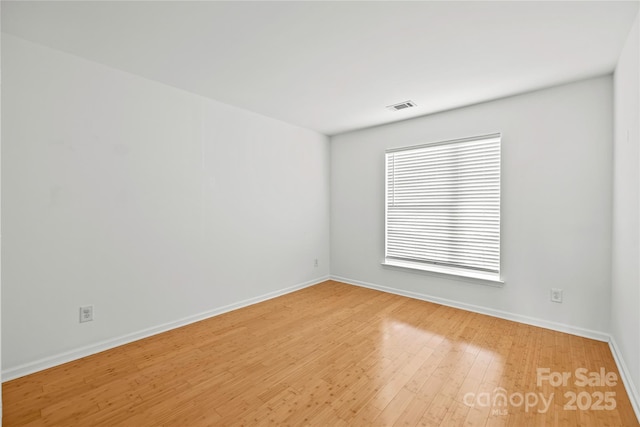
[3,280,638,426]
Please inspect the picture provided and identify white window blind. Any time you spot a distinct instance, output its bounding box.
[385,133,501,277]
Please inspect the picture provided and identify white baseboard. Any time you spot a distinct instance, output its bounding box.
[331,275,610,342]
[2,276,330,382]
[609,336,640,423]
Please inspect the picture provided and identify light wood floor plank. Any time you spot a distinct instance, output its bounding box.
[3,280,638,426]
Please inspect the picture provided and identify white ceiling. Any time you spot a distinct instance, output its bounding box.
[2,1,638,135]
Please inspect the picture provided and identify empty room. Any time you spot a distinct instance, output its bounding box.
[1,1,639,426]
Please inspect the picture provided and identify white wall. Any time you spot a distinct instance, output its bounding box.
[331,76,613,337]
[1,34,330,376]
[0,20,4,424]
[612,12,640,406]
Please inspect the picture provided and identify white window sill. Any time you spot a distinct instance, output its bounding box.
[382,259,504,286]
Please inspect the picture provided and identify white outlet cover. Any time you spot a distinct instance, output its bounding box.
[550,289,563,303]
[80,305,94,323]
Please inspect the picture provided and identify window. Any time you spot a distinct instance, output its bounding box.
[384,133,501,282]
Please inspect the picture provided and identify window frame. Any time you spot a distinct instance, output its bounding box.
[382,133,503,284]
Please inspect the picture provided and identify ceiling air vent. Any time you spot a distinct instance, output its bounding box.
[386,100,417,111]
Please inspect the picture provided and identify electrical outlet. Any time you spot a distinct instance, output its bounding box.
[314,258,319,268]
[80,305,94,323]
[550,289,563,303]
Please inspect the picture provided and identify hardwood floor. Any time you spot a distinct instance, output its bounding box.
[3,280,638,426]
